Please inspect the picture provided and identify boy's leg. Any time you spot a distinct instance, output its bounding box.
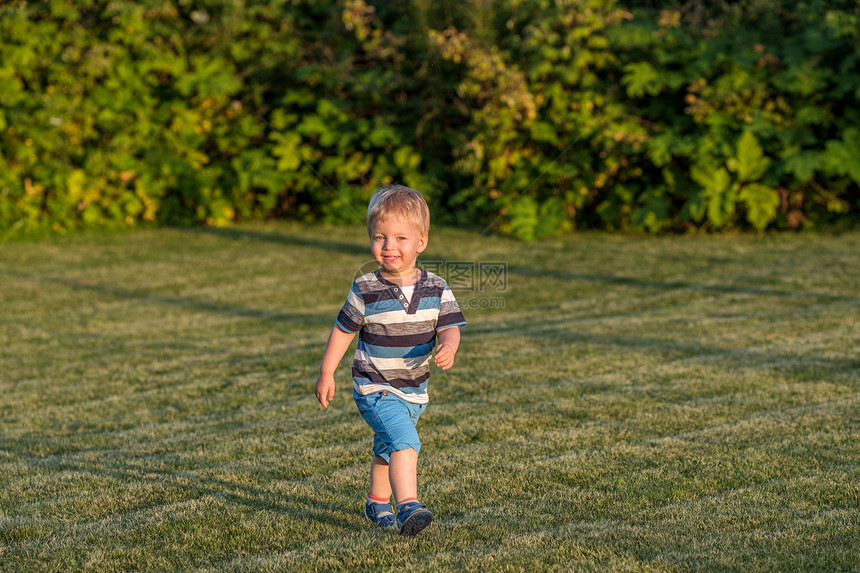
[388,447,418,504]
[354,391,431,534]
[355,393,425,496]
[369,455,392,500]
[390,447,433,536]
[365,456,396,528]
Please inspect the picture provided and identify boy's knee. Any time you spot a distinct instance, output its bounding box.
[391,447,418,456]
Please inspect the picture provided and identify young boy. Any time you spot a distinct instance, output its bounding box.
[315,184,466,536]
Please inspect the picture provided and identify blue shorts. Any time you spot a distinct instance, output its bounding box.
[354,390,426,463]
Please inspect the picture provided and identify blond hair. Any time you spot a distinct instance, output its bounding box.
[366,184,430,237]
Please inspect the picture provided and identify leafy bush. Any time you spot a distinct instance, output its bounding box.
[1,0,857,239]
[615,0,860,232]
[0,0,469,237]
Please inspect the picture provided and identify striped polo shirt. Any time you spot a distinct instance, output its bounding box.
[335,268,466,404]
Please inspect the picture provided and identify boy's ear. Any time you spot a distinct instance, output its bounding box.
[418,233,428,253]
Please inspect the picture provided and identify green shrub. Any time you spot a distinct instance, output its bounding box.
[1,0,857,238]
[616,0,860,231]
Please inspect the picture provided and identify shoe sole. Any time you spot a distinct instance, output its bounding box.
[399,509,433,537]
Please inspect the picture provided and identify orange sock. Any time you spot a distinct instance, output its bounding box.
[396,498,418,509]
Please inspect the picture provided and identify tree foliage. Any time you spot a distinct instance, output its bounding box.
[1,0,858,238]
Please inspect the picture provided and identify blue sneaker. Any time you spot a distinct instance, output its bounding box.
[396,501,433,536]
[364,499,397,528]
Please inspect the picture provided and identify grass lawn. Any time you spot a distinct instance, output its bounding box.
[1,223,858,572]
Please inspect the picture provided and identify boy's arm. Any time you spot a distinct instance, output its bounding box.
[315,326,356,408]
[434,325,461,370]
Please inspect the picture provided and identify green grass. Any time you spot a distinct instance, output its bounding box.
[1,223,858,572]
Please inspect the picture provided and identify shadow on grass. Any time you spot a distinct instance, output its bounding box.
[6,450,362,533]
[24,274,331,327]
[490,327,860,381]
[507,266,860,303]
[183,226,368,257]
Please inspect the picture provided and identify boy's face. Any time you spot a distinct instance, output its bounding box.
[371,216,427,277]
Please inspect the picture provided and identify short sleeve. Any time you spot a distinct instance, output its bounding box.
[436,282,466,331]
[335,282,365,333]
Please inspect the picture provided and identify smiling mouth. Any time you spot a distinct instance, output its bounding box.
[382,255,400,263]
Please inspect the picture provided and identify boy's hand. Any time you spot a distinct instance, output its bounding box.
[434,343,456,370]
[315,374,335,408]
